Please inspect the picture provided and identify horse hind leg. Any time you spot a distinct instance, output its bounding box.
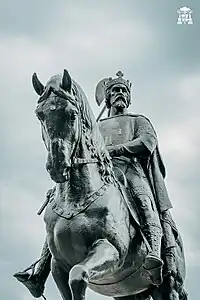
[68,238,120,300]
[114,293,151,300]
[152,275,179,300]
[51,258,72,300]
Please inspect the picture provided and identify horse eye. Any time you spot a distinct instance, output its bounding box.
[71,111,77,121]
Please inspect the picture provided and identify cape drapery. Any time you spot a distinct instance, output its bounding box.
[99,113,173,213]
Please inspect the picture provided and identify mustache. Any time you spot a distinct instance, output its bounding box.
[113,93,127,103]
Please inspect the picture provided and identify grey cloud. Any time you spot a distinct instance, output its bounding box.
[0,0,67,37]
[1,1,199,299]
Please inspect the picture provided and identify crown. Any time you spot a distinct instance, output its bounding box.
[177,6,192,13]
[105,71,132,92]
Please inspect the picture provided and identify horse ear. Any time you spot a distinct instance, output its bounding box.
[61,69,72,93]
[32,73,45,96]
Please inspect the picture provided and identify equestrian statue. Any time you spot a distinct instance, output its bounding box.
[14,70,188,300]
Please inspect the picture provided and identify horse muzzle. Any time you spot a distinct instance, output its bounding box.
[48,167,70,183]
[46,153,71,183]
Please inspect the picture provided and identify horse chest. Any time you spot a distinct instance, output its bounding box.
[44,184,131,266]
[45,193,130,263]
[46,206,109,264]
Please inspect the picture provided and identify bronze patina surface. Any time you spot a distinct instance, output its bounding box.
[14,70,188,300]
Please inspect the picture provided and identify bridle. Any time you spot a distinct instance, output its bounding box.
[51,87,99,168]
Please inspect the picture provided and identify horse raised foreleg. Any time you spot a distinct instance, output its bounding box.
[68,238,120,300]
[51,258,72,300]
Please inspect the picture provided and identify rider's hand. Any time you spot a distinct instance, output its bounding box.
[106,144,124,157]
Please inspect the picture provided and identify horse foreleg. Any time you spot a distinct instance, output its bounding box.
[68,238,120,300]
[51,258,72,300]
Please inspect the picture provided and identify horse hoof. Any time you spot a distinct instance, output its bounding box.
[69,265,88,298]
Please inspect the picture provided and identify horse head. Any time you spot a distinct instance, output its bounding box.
[33,70,81,183]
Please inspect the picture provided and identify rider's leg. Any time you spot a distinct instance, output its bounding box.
[13,237,51,298]
[129,186,163,287]
[121,165,163,279]
[135,192,163,265]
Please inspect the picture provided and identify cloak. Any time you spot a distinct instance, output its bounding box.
[99,113,173,213]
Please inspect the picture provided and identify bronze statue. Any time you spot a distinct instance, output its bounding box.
[14,70,188,300]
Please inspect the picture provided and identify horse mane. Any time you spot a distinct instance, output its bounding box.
[37,73,114,183]
[72,80,114,184]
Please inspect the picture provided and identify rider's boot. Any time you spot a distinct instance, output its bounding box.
[142,223,164,285]
[13,239,51,298]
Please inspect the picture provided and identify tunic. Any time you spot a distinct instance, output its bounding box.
[99,113,173,213]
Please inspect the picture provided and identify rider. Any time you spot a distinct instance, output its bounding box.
[97,71,178,280]
[14,71,178,297]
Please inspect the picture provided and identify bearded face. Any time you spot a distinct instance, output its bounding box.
[109,84,130,109]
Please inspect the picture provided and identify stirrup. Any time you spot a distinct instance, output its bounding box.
[143,254,163,286]
[143,253,164,270]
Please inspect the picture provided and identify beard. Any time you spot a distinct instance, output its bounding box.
[112,96,127,109]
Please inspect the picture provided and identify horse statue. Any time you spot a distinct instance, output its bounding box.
[15,69,187,300]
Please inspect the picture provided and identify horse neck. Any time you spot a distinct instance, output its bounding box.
[56,133,108,203]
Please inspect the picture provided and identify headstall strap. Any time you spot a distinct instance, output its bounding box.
[72,157,99,165]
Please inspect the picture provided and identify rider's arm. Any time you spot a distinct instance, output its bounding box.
[120,134,157,157]
[107,116,157,158]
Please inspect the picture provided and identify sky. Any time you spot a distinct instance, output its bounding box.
[0,1,200,299]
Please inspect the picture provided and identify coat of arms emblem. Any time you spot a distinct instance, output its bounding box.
[177,7,193,24]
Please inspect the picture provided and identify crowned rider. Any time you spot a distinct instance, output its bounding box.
[97,71,178,282]
[13,71,178,298]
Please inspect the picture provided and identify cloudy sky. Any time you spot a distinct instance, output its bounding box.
[1,1,200,299]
